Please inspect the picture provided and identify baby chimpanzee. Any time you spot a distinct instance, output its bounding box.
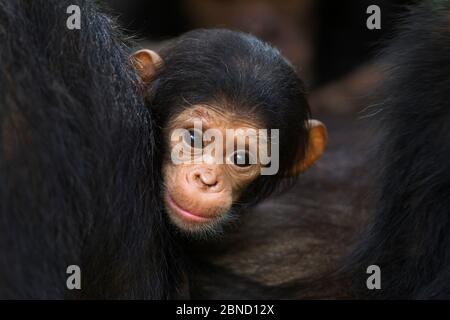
[131,29,327,237]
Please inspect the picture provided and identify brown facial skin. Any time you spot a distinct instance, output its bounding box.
[163,106,263,234]
[131,49,328,236]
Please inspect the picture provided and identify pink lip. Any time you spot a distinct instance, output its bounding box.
[167,195,211,223]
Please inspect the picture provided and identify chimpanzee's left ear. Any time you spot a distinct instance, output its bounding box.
[130,49,163,84]
[291,119,327,175]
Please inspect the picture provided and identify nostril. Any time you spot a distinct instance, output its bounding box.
[192,173,203,185]
[205,180,218,187]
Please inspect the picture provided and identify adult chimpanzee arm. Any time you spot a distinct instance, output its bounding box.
[0,0,183,299]
[345,2,450,299]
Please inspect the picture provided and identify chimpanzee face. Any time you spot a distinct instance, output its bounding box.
[130,47,327,237]
[162,105,265,234]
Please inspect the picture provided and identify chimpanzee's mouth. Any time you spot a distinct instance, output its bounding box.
[166,194,212,223]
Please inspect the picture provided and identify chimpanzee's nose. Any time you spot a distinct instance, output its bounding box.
[188,167,221,191]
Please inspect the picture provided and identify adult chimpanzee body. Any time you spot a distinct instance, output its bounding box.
[0,0,324,298]
[0,0,183,299]
[346,2,450,299]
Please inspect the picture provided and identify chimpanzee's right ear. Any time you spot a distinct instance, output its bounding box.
[130,49,163,84]
[290,119,327,175]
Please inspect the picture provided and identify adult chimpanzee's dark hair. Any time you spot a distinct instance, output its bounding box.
[145,29,311,205]
[345,2,450,299]
[0,0,183,298]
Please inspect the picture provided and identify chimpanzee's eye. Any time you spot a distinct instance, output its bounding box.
[232,150,252,167]
[184,128,203,149]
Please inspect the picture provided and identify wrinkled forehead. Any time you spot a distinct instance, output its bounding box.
[167,104,264,131]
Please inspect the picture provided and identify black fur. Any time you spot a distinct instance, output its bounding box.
[347,2,450,299]
[0,0,183,299]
